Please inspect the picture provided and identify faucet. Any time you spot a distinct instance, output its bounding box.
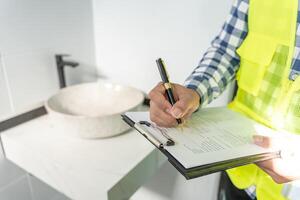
[55,54,79,88]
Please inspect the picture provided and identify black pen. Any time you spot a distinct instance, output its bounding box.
[156,58,182,125]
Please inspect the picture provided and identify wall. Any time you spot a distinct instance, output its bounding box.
[0,55,13,121]
[0,0,97,114]
[0,0,96,199]
[93,0,234,199]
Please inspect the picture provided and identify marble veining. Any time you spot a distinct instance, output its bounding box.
[1,114,165,200]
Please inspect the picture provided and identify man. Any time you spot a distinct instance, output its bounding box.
[148,0,300,199]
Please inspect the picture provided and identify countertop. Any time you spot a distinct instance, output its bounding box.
[1,114,166,200]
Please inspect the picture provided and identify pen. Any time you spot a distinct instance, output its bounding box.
[156,58,182,125]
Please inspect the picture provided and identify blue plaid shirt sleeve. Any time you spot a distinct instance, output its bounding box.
[184,0,249,106]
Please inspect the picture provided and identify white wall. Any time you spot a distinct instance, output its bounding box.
[0,0,97,114]
[93,0,232,91]
[0,55,13,121]
[0,0,95,199]
[93,0,234,199]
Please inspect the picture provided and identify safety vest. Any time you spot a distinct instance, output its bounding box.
[227,0,300,199]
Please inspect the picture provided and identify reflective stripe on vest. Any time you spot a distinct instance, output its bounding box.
[226,0,299,199]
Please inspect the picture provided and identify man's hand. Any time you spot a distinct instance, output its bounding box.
[148,82,200,127]
[253,134,300,184]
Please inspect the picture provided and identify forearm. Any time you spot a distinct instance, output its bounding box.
[185,0,249,106]
[184,45,240,106]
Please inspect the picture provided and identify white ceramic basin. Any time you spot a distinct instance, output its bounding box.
[45,82,144,139]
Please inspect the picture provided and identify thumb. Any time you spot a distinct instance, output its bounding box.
[253,135,273,148]
[169,98,191,119]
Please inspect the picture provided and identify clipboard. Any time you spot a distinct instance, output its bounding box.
[121,108,281,180]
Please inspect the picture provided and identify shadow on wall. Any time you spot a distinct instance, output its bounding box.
[132,162,220,200]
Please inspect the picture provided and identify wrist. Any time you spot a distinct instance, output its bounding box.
[184,79,209,107]
[187,88,201,110]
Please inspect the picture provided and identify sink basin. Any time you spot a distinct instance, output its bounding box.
[45,82,144,139]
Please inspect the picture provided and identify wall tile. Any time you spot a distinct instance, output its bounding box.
[0,176,32,200]
[0,144,3,159]
[0,159,26,190]
[2,51,59,113]
[0,0,96,89]
[28,175,69,200]
[0,54,13,120]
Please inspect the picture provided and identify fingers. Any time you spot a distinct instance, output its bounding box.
[253,134,295,155]
[182,107,194,120]
[253,134,300,184]
[149,82,176,127]
[171,85,200,119]
[253,135,273,148]
[148,83,172,111]
[150,101,177,127]
[169,97,192,119]
[148,82,200,127]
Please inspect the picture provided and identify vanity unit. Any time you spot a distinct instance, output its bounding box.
[1,112,166,200]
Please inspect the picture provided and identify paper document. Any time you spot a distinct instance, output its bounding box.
[125,107,278,169]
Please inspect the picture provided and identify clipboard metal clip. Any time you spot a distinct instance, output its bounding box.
[121,114,174,149]
[139,121,175,146]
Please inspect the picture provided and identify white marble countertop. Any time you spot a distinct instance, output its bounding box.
[1,114,166,200]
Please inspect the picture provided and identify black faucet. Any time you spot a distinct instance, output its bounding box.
[55,54,79,88]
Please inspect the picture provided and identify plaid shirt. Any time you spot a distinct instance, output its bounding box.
[184,0,300,199]
[185,0,300,107]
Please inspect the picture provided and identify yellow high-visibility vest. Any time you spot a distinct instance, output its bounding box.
[227,0,300,199]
